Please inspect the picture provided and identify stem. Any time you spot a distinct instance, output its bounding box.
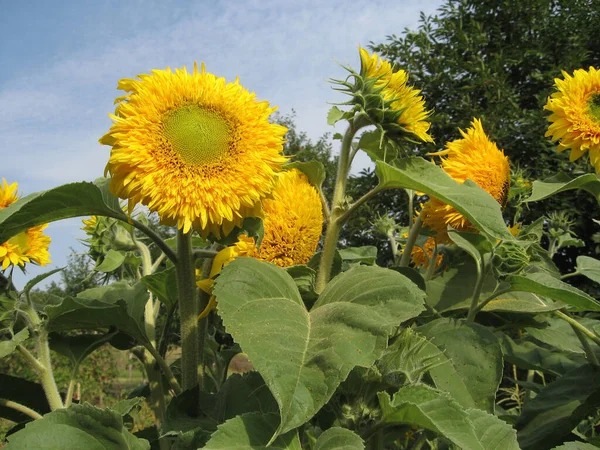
[146,341,182,395]
[144,355,167,426]
[554,310,600,347]
[399,215,423,267]
[338,187,381,224]
[158,308,175,358]
[64,367,77,407]
[36,329,64,410]
[192,249,220,259]
[176,229,199,390]
[387,231,399,262]
[320,191,331,223]
[18,344,45,373]
[424,243,439,281]
[135,240,153,277]
[466,262,487,322]
[197,257,213,391]
[368,429,383,450]
[561,272,579,280]
[412,434,427,450]
[0,398,43,420]
[572,326,600,366]
[407,189,415,232]
[131,219,178,264]
[472,288,512,316]
[150,253,166,274]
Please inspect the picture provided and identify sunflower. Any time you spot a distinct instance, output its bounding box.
[545,67,600,173]
[359,48,433,143]
[100,63,287,238]
[410,236,443,269]
[0,179,51,270]
[419,119,510,241]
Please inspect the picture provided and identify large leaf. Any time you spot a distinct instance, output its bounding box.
[418,318,503,413]
[0,178,126,244]
[525,172,600,203]
[467,408,520,450]
[517,364,600,450]
[375,158,512,240]
[49,331,116,368]
[314,428,364,450]
[214,259,425,440]
[506,272,600,311]
[378,386,484,450]
[0,374,50,423]
[45,281,150,346]
[576,256,600,284]
[5,403,150,449]
[203,413,301,450]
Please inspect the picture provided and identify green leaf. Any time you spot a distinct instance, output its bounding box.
[203,413,301,450]
[141,267,178,310]
[0,178,126,244]
[112,397,145,417]
[506,272,600,311]
[525,316,600,355]
[215,217,264,248]
[576,256,600,284]
[23,267,64,297]
[357,130,397,163]
[285,265,318,305]
[338,246,378,266]
[49,331,117,368]
[308,250,343,279]
[284,160,326,191]
[0,328,29,359]
[214,259,424,440]
[314,428,364,450]
[378,386,484,450]
[551,443,600,450]
[45,281,150,347]
[418,318,503,413]
[467,408,520,450]
[94,249,126,272]
[327,106,345,126]
[375,158,512,241]
[5,403,150,449]
[0,374,50,423]
[517,364,600,450]
[447,229,493,269]
[525,172,600,203]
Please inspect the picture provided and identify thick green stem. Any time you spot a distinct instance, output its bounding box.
[197,257,213,391]
[368,429,384,450]
[176,229,199,390]
[36,330,64,411]
[144,356,167,425]
[407,189,415,232]
[0,398,43,420]
[466,263,487,322]
[399,215,423,267]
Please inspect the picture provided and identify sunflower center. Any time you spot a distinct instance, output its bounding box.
[588,93,600,123]
[163,105,231,165]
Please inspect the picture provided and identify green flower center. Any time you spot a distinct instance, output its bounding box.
[163,105,231,165]
[588,93,600,123]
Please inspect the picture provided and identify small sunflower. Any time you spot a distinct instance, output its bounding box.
[100,63,288,238]
[419,119,510,241]
[359,48,433,143]
[545,67,600,173]
[0,179,51,270]
[410,236,443,270]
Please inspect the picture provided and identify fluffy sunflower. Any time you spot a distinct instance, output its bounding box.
[359,47,433,143]
[100,63,288,238]
[419,119,510,241]
[0,179,51,270]
[545,67,600,173]
[410,236,443,270]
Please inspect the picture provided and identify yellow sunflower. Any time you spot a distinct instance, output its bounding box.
[410,236,443,269]
[0,179,51,270]
[82,216,98,234]
[100,62,288,238]
[359,47,433,143]
[419,119,510,241]
[545,67,600,173]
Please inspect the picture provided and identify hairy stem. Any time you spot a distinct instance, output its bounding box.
[466,262,487,322]
[36,330,64,411]
[554,310,600,347]
[197,257,213,392]
[399,215,423,267]
[0,398,42,420]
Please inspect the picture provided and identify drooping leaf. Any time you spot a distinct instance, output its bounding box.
[0,178,126,244]
[375,158,512,241]
[203,413,301,450]
[94,249,126,272]
[525,172,600,203]
[517,364,600,450]
[5,403,150,449]
[378,386,484,450]
[284,160,326,192]
[327,106,346,126]
[418,318,503,413]
[357,129,397,163]
[23,267,64,297]
[467,408,520,450]
[447,229,493,269]
[576,256,600,284]
[506,272,600,311]
[49,331,117,368]
[314,428,364,450]
[214,259,424,440]
[141,267,178,311]
[0,328,29,359]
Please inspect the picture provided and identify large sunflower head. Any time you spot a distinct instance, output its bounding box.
[0,179,51,270]
[357,47,433,143]
[419,119,510,241]
[100,62,288,238]
[545,67,600,173]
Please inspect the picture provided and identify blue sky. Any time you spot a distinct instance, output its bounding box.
[1,0,443,288]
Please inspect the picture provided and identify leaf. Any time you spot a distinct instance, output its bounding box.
[506,272,600,311]
[418,318,503,413]
[517,364,600,450]
[0,374,50,423]
[94,249,126,272]
[338,246,378,266]
[378,386,484,450]
[314,428,364,450]
[357,130,397,163]
[215,217,264,248]
[285,265,318,305]
[551,443,600,450]
[576,256,600,284]
[112,397,145,417]
[23,267,64,297]
[0,178,126,244]
[5,403,150,449]
[141,267,178,310]
[49,331,117,368]
[214,259,425,440]
[203,413,301,450]
[375,158,512,241]
[525,172,600,203]
[0,328,29,359]
[467,408,520,450]
[308,250,343,280]
[525,316,600,355]
[284,161,326,191]
[327,106,345,126]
